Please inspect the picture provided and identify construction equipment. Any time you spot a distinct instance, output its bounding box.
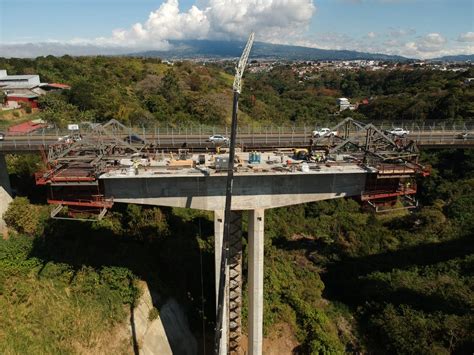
[312,117,430,211]
[35,120,146,220]
[293,148,309,160]
[215,32,254,355]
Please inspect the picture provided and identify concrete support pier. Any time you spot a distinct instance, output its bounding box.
[248,209,265,355]
[214,210,228,353]
[0,154,12,236]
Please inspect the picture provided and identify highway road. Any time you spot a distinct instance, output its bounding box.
[1,130,473,153]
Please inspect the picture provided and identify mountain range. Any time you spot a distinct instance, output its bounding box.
[432,54,474,62]
[130,40,472,62]
[131,40,410,61]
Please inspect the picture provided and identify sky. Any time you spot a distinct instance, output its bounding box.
[0,0,473,58]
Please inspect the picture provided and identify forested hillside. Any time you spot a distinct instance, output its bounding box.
[0,56,473,353]
[1,56,473,128]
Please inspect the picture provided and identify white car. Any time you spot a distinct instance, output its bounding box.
[58,135,72,143]
[208,135,230,145]
[0,132,4,141]
[58,134,82,144]
[312,128,338,138]
[388,127,410,137]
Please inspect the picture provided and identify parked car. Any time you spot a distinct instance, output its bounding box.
[0,132,4,141]
[387,127,410,137]
[208,135,230,145]
[312,128,338,138]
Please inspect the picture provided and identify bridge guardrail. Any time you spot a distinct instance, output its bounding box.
[1,123,473,151]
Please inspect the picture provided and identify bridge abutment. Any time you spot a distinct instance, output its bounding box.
[0,154,12,236]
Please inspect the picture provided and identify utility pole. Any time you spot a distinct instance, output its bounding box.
[215,32,255,355]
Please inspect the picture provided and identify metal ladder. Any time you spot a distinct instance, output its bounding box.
[228,211,243,354]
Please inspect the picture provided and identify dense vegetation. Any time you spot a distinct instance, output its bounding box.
[0,56,473,128]
[2,148,472,354]
[260,149,474,353]
[0,56,473,353]
[0,230,139,353]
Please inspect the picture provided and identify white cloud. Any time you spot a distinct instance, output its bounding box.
[95,0,315,48]
[1,0,472,59]
[415,33,447,52]
[0,43,135,58]
[388,27,416,38]
[457,32,474,42]
[341,0,414,3]
[383,33,474,59]
[291,30,473,59]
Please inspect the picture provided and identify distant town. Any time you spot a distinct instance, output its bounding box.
[246,59,473,74]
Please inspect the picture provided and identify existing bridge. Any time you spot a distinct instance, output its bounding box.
[0,119,473,153]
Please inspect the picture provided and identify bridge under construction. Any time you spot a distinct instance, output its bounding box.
[0,101,473,355]
[8,114,432,354]
[0,113,473,353]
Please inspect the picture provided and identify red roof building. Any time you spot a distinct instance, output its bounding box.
[6,94,39,108]
[1,69,70,110]
[8,120,47,134]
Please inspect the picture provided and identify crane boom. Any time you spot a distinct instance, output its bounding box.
[233,32,255,94]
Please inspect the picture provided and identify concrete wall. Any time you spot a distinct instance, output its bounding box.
[0,155,12,235]
[102,172,367,210]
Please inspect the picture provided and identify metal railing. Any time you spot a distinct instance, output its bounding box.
[1,120,473,152]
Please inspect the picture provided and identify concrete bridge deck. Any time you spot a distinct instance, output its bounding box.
[100,152,371,210]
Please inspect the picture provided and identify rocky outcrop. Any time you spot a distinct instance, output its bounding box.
[131,282,197,355]
[131,283,172,355]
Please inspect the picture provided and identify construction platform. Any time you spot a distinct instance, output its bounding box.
[101,151,377,178]
[34,118,429,218]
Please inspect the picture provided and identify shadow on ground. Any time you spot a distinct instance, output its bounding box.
[28,208,216,355]
[280,235,473,313]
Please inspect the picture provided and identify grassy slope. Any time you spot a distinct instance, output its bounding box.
[0,235,137,354]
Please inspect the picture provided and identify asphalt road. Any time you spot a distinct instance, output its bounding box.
[1,130,473,152]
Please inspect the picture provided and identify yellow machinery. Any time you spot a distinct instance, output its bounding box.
[293,148,309,160]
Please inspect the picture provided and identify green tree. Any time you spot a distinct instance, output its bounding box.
[160,70,181,103]
[3,197,44,235]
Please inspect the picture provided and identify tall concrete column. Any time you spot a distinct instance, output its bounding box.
[248,209,264,355]
[0,154,12,236]
[214,210,228,354]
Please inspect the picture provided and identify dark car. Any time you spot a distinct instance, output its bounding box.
[456,132,469,140]
[124,134,145,144]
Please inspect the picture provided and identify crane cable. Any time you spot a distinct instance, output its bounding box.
[197,175,207,355]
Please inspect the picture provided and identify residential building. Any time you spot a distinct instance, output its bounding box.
[337,97,356,111]
[0,70,70,109]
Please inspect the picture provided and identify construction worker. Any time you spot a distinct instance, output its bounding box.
[133,160,140,175]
